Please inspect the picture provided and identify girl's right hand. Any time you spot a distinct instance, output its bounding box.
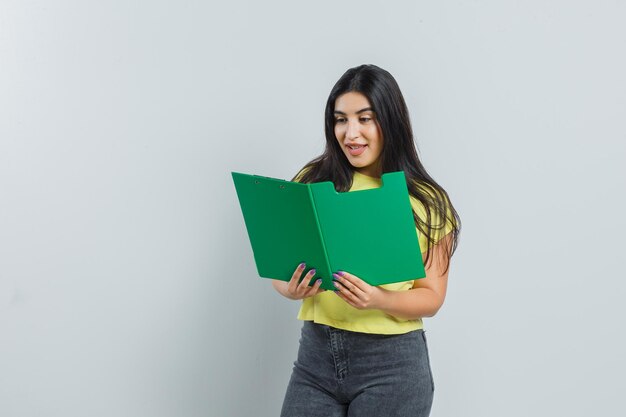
[272,263,325,300]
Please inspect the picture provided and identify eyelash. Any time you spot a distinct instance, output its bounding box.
[335,117,372,124]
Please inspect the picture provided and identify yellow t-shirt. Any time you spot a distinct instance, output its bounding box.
[295,170,453,334]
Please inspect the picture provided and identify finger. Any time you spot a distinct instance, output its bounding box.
[297,268,316,293]
[338,285,366,309]
[333,273,366,298]
[335,271,370,293]
[288,263,306,293]
[305,278,324,296]
[334,287,360,309]
[333,280,358,301]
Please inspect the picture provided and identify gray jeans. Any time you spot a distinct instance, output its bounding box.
[280,321,435,417]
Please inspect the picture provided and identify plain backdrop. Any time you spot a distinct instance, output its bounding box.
[1,1,625,416]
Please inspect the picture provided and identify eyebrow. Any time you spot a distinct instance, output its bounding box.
[333,107,373,115]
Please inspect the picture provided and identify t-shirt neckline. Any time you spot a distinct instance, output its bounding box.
[354,170,382,181]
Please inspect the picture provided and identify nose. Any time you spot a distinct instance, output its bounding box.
[345,118,360,140]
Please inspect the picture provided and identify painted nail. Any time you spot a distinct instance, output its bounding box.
[299,262,305,269]
[333,281,340,288]
[316,279,322,285]
[332,273,340,280]
[310,269,316,275]
[337,271,345,276]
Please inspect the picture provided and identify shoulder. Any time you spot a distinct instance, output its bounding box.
[292,165,314,183]
[408,181,445,214]
[408,181,456,242]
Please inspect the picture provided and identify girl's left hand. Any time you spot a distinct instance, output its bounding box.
[332,271,385,310]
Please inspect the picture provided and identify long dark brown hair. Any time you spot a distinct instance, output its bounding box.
[292,64,461,274]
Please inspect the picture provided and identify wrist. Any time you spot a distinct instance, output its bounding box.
[272,279,290,297]
[370,287,391,310]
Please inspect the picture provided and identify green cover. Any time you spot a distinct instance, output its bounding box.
[231,171,425,291]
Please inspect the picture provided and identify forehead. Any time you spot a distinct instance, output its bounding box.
[334,91,372,113]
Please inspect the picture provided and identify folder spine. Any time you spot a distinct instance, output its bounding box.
[307,185,333,290]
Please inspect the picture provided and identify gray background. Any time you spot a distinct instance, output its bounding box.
[1,1,625,416]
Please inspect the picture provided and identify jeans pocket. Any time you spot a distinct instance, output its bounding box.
[421,331,435,392]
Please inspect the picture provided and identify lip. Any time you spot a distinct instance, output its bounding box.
[346,144,367,156]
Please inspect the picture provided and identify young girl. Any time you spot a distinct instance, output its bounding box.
[272,64,461,417]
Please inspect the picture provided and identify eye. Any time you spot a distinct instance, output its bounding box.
[360,116,372,123]
[335,117,346,124]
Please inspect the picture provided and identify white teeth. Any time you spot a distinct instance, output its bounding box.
[349,145,364,149]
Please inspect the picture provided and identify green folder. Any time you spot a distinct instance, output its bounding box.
[231,171,425,291]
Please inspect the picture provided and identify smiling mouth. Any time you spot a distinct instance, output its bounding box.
[346,144,367,156]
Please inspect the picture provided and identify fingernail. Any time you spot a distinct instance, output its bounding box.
[332,273,339,280]
[310,269,316,275]
[316,279,321,284]
[337,271,345,276]
[333,281,340,288]
[299,262,305,269]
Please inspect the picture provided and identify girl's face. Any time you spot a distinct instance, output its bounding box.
[333,91,384,178]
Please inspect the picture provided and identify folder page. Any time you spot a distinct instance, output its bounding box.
[310,171,425,286]
[231,172,331,288]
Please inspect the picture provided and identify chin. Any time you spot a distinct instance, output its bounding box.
[352,161,373,168]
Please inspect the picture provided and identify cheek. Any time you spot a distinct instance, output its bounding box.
[372,136,383,155]
[334,126,344,140]
[368,127,382,146]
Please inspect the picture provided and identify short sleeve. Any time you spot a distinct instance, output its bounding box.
[292,166,312,183]
[409,195,455,253]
